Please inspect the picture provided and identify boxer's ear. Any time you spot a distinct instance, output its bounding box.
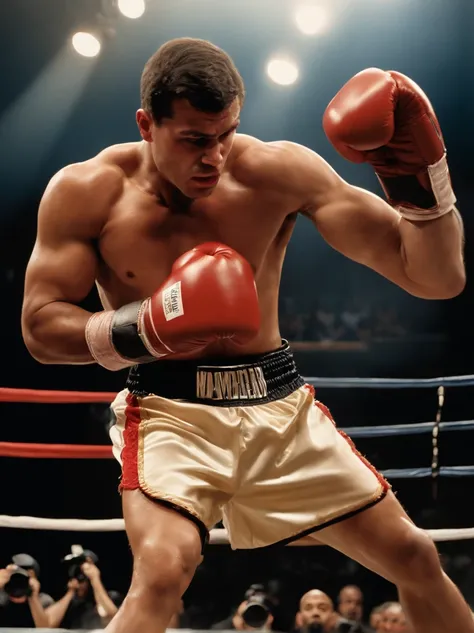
[136,109,153,142]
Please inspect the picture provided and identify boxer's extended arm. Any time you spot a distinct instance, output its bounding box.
[270,142,465,300]
[22,165,116,364]
[306,149,464,299]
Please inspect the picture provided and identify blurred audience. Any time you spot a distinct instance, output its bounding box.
[280,294,411,344]
[0,548,462,632]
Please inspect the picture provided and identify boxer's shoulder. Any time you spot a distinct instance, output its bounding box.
[231,136,328,205]
[38,145,134,237]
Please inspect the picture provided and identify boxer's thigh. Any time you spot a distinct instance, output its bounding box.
[313,490,441,586]
[122,488,203,585]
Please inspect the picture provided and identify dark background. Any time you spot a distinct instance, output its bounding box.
[0,0,473,626]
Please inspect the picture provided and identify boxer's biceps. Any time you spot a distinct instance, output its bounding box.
[22,236,98,329]
[309,183,426,293]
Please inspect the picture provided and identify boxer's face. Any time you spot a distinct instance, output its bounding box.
[137,98,240,198]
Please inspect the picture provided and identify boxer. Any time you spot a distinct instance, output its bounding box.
[22,38,470,633]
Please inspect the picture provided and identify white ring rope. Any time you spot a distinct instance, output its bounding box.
[0,515,472,543]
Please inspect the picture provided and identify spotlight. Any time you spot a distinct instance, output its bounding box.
[266,58,299,86]
[118,0,146,19]
[72,32,101,57]
[294,4,330,35]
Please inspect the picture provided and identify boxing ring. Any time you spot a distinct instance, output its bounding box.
[2,374,474,633]
[2,373,474,541]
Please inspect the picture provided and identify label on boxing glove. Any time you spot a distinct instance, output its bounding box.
[162,281,184,321]
[389,154,457,222]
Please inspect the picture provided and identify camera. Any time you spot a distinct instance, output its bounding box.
[4,554,40,599]
[241,584,272,629]
[4,568,32,599]
[62,545,98,582]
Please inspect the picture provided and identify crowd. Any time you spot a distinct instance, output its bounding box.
[0,549,123,630]
[279,297,411,345]
[0,548,415,632]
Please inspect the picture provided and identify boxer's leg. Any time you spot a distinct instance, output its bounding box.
[313,491,474,633]
[104,490,203,633]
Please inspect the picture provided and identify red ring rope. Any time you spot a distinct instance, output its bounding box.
[0,442,113,459]
[0,387,116,403]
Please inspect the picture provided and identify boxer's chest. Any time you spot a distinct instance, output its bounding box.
[96,177,291,306]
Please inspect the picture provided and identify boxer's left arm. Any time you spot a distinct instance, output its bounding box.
[267,142,465,300]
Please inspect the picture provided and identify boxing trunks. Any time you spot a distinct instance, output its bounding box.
[110,341,389,549]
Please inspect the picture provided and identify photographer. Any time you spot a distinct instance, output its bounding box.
[212,585,274,631]
[0,553,52,628]
[46,548,122,630]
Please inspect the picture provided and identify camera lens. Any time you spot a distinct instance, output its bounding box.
[242,598,270,628]
[4,569,31,598]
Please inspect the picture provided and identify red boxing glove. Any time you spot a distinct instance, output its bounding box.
[86,243,260,370]
[323,68,456,221]
[140,243,260,356]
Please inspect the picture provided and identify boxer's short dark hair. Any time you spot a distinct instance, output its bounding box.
[141,38,245,123]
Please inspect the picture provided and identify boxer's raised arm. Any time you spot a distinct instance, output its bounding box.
[21,166,116,364]
[264,140,464,300]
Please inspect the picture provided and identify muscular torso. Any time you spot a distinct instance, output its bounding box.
[94,136,300,355]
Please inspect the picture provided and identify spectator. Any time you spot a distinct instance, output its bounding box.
[378,602,410,633]
[337,586,365,626]
[46,549,122,630]
[0,554,52,628]
[295,589,365,633]
[369,605,385,632]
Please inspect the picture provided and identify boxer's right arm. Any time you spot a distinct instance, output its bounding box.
[22,165,113,364]
[23,167,260,368]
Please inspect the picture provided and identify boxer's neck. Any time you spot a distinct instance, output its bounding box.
[137,141,191,210]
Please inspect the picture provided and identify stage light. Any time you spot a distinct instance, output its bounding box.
[266,58,299,86]
[118,0,145,19]
[72,32,101,58]
[295,4,330,35]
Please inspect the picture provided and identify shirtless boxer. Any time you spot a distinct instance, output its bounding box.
[21,38,470,633]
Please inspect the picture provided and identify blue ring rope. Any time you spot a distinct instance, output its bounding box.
[306,375,474,388]
[341,420,474,438]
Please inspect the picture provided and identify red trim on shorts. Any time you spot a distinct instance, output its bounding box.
[119,393,141,491]
[305,383,390,492]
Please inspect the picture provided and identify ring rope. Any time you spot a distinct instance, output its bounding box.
[0,515,472,543]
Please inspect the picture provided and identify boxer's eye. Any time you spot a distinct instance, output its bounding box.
[183,138,209,148]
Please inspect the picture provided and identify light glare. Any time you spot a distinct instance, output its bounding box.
[118,0,146,19]
[295,4,330,35]
[72,32,101,58]
[266,59,299,86]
